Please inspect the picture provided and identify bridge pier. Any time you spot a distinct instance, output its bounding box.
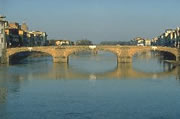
[116,47,133,63]
[0,49,9,64]
[92,49,98,55]
[117,56,132,63]
[53,56,68,63]
[176,56,180,62]
[176,52,180,62]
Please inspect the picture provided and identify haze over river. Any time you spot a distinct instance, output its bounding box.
[0,51,180,119]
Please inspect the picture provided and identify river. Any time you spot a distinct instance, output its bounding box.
[0,51,180,119]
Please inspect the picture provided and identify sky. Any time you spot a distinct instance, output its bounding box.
[0,0,180,43]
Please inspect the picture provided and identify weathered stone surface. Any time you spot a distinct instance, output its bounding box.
[5,46,180,64]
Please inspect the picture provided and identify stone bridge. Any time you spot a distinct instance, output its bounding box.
[4,45,180,64]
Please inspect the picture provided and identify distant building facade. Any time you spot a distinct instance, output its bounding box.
[152,27,180,48]
[5,22,22,47]
[48,40,74,46]
[145,39,151,46]
[21,22,29,31]
[133,37,145,46]
[33,31,47,46]
[5,21,48,47]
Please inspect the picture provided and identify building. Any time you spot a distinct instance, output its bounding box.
[151,37,158,46]
[0,16,8,58]
[145,39,151,46]
[5,21,48,47]
[21,22,28,31]
[134,37,145,46]
[31,31,48,46]
[48,40,74,46]
[0,15,48,49]
[27,32,35,46]
[8,22,20,29]
[5,22,22,47]
[19,29,28,46]
[57,40,74,46]
[153,27,180,48]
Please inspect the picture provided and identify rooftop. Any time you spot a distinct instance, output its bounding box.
[0,15,6,21]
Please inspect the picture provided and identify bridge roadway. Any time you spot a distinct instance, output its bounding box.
[4,45,180,64]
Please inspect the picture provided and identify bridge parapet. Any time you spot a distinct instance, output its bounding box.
[4,46,180,64]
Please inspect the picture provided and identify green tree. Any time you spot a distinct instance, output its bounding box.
[76,39,93,45]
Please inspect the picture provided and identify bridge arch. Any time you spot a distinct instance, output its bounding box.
[130,47,178,61]
[6,47,54,64]
[63,47,120,64]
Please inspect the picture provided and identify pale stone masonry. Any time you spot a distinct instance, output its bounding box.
[5,46,180,64]
[0,16,8,57]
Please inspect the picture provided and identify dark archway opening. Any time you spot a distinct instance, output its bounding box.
[9,51,53,65]
[158,51,176,61]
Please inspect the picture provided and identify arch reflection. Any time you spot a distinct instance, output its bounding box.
[0,88,7,104]
[33,63,179,80]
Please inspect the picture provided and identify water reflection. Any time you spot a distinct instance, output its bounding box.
[32,63,179,80]
[1,52,180,119]
[133,51,177,73]
[0,51,179,82]
[0,88,7,104]
[0,51,179,81]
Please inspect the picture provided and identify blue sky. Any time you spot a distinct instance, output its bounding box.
[0,0,180,43]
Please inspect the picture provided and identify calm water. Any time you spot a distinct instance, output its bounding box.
[0,51,180,119]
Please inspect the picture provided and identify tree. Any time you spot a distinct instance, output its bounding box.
[76,39,93,45]
[100,41,132,45]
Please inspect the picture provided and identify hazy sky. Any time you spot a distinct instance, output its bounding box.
[0,0,180,43]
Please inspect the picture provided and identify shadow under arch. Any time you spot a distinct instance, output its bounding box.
[133,50,176,61]
[131,47,177,62]
[9,51,53,64]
